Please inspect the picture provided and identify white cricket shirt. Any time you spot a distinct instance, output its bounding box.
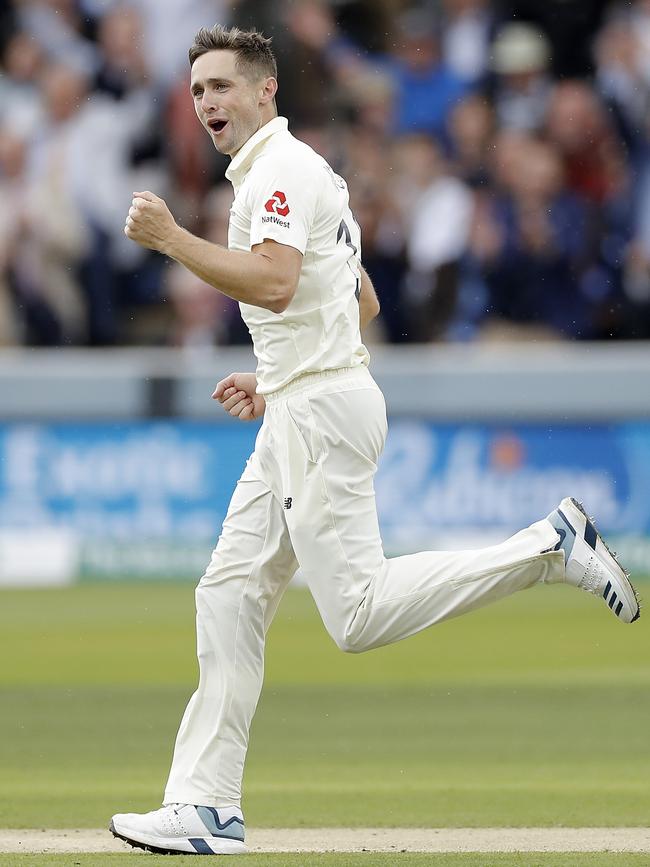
[225,116,370,395]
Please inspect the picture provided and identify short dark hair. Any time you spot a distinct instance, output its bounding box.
[188,25,277,81]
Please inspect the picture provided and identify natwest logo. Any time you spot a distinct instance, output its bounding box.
[264,190,290,217]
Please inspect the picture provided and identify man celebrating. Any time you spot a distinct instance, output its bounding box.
[110,25,639,856]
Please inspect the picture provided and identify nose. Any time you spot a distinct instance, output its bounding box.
[201,89,218,114]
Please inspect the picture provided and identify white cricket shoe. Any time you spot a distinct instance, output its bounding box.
[547,497,640,624]
[110,803,246,854]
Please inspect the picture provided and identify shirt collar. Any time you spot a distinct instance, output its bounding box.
[225,116,288,186]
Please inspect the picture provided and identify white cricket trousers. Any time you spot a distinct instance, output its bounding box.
[164,365,564,808]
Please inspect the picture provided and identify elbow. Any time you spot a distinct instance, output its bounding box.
[266,281,296,314]
[361,296,380,325]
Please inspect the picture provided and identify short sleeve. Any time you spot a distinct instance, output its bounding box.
[247,160,319,254]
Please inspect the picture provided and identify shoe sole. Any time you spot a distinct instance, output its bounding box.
[567,498,641,623]
[110,820,246,855]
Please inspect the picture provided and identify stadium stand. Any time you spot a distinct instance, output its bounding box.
[1,0,650,347]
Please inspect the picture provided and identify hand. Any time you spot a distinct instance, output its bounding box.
[212,372,266,421]
[124,190,178,253]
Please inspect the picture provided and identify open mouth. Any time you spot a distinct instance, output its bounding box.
[207,118,228,135]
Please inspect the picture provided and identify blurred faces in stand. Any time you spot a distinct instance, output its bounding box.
[1,0,650,346]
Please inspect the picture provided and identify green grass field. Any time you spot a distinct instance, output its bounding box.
[0,580,648,866]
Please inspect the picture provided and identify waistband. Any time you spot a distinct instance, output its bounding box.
[264,365,370,404]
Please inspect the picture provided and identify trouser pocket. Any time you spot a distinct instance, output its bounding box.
[284,395,322,465]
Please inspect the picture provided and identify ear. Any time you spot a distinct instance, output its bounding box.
[259,76,278,106]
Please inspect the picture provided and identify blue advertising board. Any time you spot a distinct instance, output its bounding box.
[0,420,649,581]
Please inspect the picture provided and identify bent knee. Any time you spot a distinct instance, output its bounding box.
[332,631,368,654]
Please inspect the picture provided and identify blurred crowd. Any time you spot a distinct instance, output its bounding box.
[2,0,650,348]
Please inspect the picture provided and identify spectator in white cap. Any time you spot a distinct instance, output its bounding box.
[490,22,552,132]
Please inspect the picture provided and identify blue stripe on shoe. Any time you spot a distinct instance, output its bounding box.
[196,806,245,841]
[584,519,598,550]
[608,592,618,609]
[604,580,612,600]
[189,838,214,854]
[615,600,624,617]
[549,509,576,564]
[557,508,572,528]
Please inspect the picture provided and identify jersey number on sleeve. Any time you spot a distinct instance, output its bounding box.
[337,219,361,301]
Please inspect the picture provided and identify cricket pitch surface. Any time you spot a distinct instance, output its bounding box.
[1,828,649,854]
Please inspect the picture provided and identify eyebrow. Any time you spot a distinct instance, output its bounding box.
[190,77,234,94]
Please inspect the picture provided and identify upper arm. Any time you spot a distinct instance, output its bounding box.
[247,155,319,256]
[251,238,303,311]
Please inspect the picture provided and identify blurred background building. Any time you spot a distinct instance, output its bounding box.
[1,1,649,585]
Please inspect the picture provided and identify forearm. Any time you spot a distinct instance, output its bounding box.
[163,226,291,313]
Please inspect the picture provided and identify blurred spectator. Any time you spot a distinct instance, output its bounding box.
[1,0,650,347]
[166,264,229,351]
[384,8,471,139]
[391,134,473,340]
[544,80,627,206]
[447,93,494,187]
[502,0,608,79]
[271,0,340,128]
[344,69,395,138]
[438,0,499,85]
[63,5,168,344]
[0,30,45,139]
[489,22,552,132]
[543,80,633,338]
[134,0,233,87]
[303,3,471,140]
[474,138,597,339]
[0,131,25,344]
[93,4,148,98]
[81,0,236,88]
[344,128,408,342]
[593,3,650,165]
[166,184,248,349]
[16,0,98,75]
[21,62,92,343]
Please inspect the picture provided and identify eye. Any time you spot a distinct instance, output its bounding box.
[193,89,203,99]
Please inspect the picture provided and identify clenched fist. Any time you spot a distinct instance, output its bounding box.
[124,190,178,253]
[212,372,266,421]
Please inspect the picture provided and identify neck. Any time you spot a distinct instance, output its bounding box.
[229,109,279,159]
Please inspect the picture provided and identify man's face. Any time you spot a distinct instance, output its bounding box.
[190,50,267,157]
